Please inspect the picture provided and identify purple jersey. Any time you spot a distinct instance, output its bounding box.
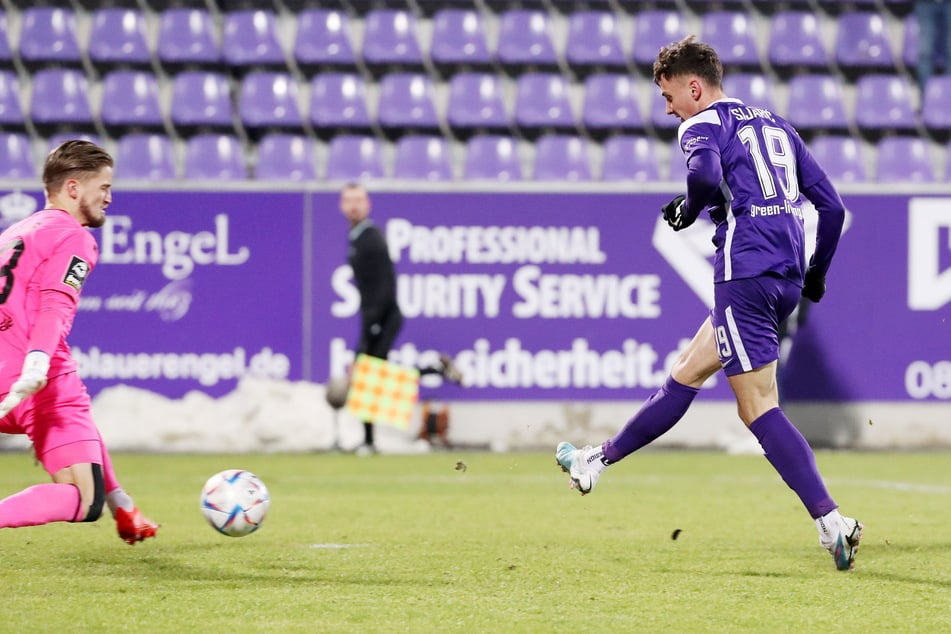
[677,98,831,283]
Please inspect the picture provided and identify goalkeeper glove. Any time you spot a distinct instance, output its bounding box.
[662,194,690,231]
[0,351,50,418]
[11,350,51,397]
[802,268,826,303]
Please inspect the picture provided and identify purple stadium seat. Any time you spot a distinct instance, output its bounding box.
[431,9,492,72]
[157,9,221,69]
[100,71,163,133]
[447,72,510,134]
[19,7,82,68]
[0,71,24,130]
[923,76,951,134]
[723,74,776,113]
[701,12,761,69]
[239,71,303,135]
[378,73,440,135]
[855,75,917,136]
[835,12,896,75]
[566,11,626,71]
[170,71,233,134]
[363,9,425,72]
[602,136,660,182]
[583,74,644,137]
[768,11,830,74]
[785,74,849,133]
[294,9,356,72]
[464,135,522,181]
[394,135,454,181]
[47,133,102,155]
[533,135,591,181]
[310,73,372,135]
[116,133,177,180]
[222,10,286,71]
[632,11,687,69]
[0,132,35,178]
[515,73,576,137]
[875,136,934,182]
[256,133,316,181]
[808,136,866,183]
[325,135,386,181]
[30,69,94,133]
[89,8,151,69]
[184,134,246,180]
[903,15,918,72]
[0,13,12,64]
[498,10,559,71]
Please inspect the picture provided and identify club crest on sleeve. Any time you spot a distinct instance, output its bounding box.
[63,256,90,290]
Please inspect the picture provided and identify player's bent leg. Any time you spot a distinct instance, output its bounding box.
[52,462,105,522]
[0,483,84,527]
[554,319,721,495]
[669,317,724,388]
[725,361,780,426]
[94,433,159,545]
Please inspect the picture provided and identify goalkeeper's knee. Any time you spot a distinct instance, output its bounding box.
[81,464,106,522]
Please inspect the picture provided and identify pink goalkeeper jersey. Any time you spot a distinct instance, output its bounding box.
[0,208,97,392]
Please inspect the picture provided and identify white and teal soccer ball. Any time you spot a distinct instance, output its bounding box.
[200,469,270,537]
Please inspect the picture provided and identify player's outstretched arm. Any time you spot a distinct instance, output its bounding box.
[801,177,846,303]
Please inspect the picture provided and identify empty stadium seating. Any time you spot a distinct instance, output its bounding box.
[0,1,938,183]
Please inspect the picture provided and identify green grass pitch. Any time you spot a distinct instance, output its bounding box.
[1,450,950,632]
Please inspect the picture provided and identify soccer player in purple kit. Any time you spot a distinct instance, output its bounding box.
[555,37,863,570]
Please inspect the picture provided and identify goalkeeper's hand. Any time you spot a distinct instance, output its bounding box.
[661,194,690,231]
[0,351,50,418]
[802,268,826,303]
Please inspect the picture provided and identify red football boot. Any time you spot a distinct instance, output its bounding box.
[115,507,159,545]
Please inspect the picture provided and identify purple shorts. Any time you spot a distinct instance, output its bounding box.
[711,275,801,376]
[0,371,102,475]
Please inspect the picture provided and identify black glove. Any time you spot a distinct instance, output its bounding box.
[662,195,689,231]
[802,268,826,303]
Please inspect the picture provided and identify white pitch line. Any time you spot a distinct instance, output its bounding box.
[830,478,951,494]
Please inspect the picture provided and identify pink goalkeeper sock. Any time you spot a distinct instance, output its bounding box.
[0,483,83,527]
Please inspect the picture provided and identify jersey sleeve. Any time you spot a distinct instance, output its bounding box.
[37,230,98,305]
[788,123,828,190]
[678,110,723,166]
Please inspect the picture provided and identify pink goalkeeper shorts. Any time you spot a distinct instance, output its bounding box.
[0,371,102,475]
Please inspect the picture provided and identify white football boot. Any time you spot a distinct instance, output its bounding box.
[555,442,606,495]
[817,511,864,571]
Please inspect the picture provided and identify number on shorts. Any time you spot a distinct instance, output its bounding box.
[0,239,25,305]
[715,325,732,358]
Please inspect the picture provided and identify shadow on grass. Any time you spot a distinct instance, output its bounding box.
[70,544,422,588]
[857,571,951,590]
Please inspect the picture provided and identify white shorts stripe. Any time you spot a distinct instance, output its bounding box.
[724,305,752,372]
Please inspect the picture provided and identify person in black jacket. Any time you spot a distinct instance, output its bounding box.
[340,183,460,455]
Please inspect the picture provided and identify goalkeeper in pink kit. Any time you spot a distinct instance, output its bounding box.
[0,140,158,545]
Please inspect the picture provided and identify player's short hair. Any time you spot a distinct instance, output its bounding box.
[341,181,367,194]
[43,140,114,195]
[652,35,723,88]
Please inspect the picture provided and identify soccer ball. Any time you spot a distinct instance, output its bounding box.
[200,469,270,537]
[325,375,350,410]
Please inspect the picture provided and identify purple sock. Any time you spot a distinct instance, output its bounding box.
[602,376,699,463]
[749,407,837,519]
